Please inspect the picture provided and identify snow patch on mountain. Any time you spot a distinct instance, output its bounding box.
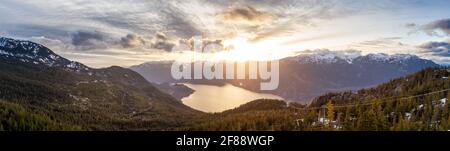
[292,50,361,64]
[0,37,90,72]
[291,49,426,65]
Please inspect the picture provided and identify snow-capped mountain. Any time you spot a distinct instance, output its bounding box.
[291,50,433,65]
[291,50,362,64]
[274,52,439,102]
[131,50,440,103]
[0,37,89,72]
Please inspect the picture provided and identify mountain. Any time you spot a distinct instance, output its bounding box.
[129,61,195,100]
[130,50,439,103]
[271,51,439,101]
[0,37,89,72]
[310,67,450,107]
[191,67,450,131]
[130,61,175,84]
[0,37,199,130]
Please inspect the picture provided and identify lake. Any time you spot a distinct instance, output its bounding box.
[181,83,283,113]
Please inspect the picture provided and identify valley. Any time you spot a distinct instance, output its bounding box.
[131,50,438,103]
[0,37,449,131]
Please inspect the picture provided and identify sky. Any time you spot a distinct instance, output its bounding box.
[0,0,449,67]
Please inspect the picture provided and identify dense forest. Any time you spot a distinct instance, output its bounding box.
[0,58,201,131]
[0,46,449,131]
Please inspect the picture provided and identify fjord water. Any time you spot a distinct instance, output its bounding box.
[181,83,283,113]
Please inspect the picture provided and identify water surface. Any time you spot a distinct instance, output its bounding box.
[182,83,283,113]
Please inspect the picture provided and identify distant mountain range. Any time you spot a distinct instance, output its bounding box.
[130,50,439,103]
[192,67,450,131]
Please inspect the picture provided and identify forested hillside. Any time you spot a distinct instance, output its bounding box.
[0,37,201,130]
[191,67,450,131]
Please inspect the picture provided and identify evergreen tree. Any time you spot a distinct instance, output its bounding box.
[394,115,406,131]
[343,107,353,130]
[373,100,387,130]
[326,101,335,128]
[336,112,343,130]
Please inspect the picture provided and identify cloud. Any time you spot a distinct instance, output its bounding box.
[151,32,175,52]
[348,37,406,51]
[1,0,449,66]
[120,34,145,48]
[155,32,168,40]
[201,39,224,52]
[1,24,71,40]
[157,2,203,38]
[418,41,450,57]
[152,41,175,52]
[70,30,108,50]
[216,6,273,26]
[422,18,450,36]
[167,36,225,53]
[405,23,417,28]
[28,36,68,51]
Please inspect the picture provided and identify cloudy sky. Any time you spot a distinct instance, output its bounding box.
[1,0,449,67]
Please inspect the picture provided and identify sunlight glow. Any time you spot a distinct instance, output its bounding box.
[215,37,289,62]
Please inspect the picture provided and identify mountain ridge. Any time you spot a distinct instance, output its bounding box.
[191,66,450,131]
[0,37,90,72]
[289,50,426,64]
[0,36,200,130]
[131,50,439,102]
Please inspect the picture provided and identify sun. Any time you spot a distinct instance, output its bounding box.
[223,37,250,50]
[214,37,285,62]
